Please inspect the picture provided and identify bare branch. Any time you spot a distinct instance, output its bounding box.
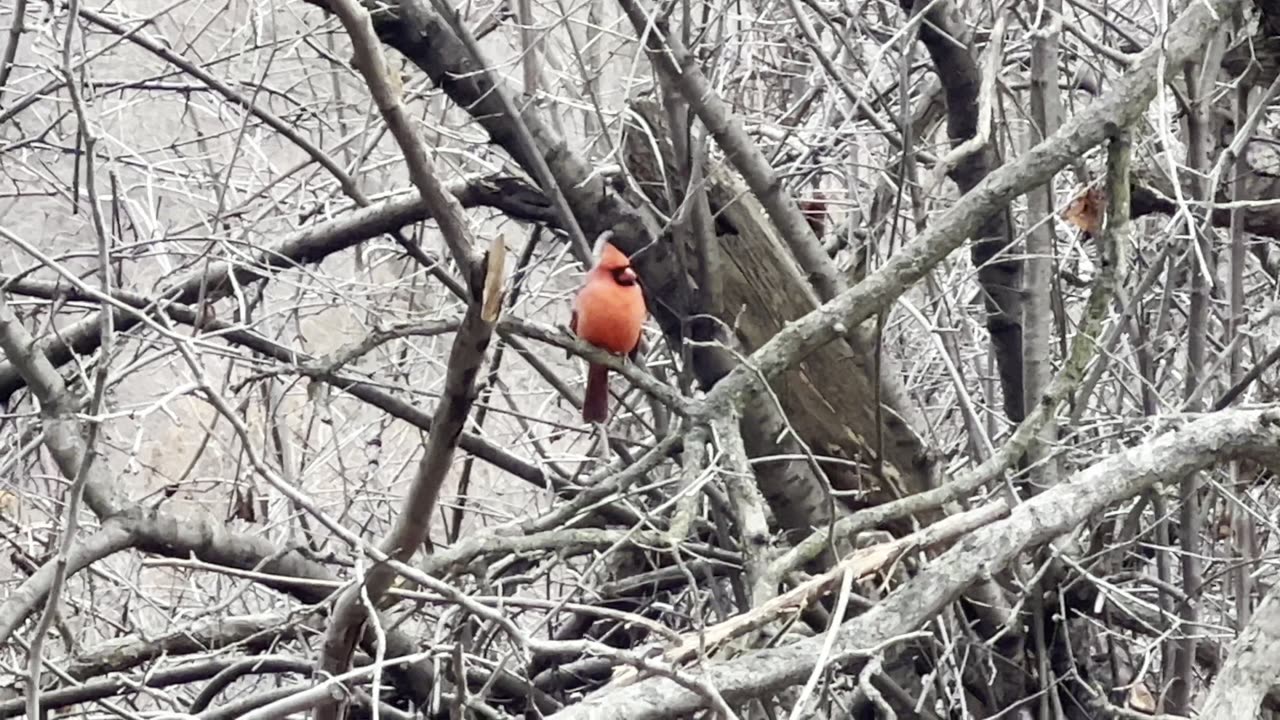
[0,289,439,703]
[0,175,548,406]
[0,657,316,719]
[608,499,1007,687]
[314,199,505,700]
[65,612,315,680]
[0,293,126,518]
[0,274,546,487]
[548,407,1280,719]
[0,519,134,645]
[1197,582,1280,719]
[700,0,1241,418]
[614,0,843,303]
[417,0,594,262]
[326,0,482,276]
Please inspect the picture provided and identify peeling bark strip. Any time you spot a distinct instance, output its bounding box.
[549,408,1280,720]
[701,0,1246,417]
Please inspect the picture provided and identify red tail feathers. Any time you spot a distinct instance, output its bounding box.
[800,198,828,239]
[583,363,610,422]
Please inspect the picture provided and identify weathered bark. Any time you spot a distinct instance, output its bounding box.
[309,0,938,525]
[905,0,1025,422]
[548,407,1280,720]
[1200,582,1280,719]
[621,99,936,523]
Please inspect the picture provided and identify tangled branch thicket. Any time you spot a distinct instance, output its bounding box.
[2,0,1280,714]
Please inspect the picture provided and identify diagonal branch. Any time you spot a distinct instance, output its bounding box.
[64,612,311,680]
[416,0,593,261]
[315,235,505,694]
[613,0,842,303]
[315,0,509,702]
[548,405,1280,719]
[0,292,439,704]
[699,0,1241,419]
[0,175,549,405]
[1199,582,1280,719]
[763,122,1127,583]
[328,0,482,277]
[296,0,679,327]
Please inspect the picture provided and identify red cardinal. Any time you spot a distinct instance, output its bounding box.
[570,240,647,423]
[800,196,828,239]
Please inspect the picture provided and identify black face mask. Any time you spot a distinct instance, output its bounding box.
[612,268,638,286]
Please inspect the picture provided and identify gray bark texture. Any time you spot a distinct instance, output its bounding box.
[549,408,1280,719]
[1200,582,1280,719]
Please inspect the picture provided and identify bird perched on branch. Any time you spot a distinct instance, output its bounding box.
[570,237,647,423]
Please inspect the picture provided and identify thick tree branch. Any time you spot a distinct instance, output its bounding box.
[0,175,549,405]
[64,612,312,680]
[0,657,317,719]
[698,0,1241,419]
[764,124,1127,581]
[609,499,1008,687]
[1199,582,1280,719]
[292,0,695,343]
[0,275,546,487]
[548,406,1280,719]
[0,518,134,644]
[905,0,1025,422]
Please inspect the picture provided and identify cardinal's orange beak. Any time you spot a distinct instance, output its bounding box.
[619,267,637,283]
